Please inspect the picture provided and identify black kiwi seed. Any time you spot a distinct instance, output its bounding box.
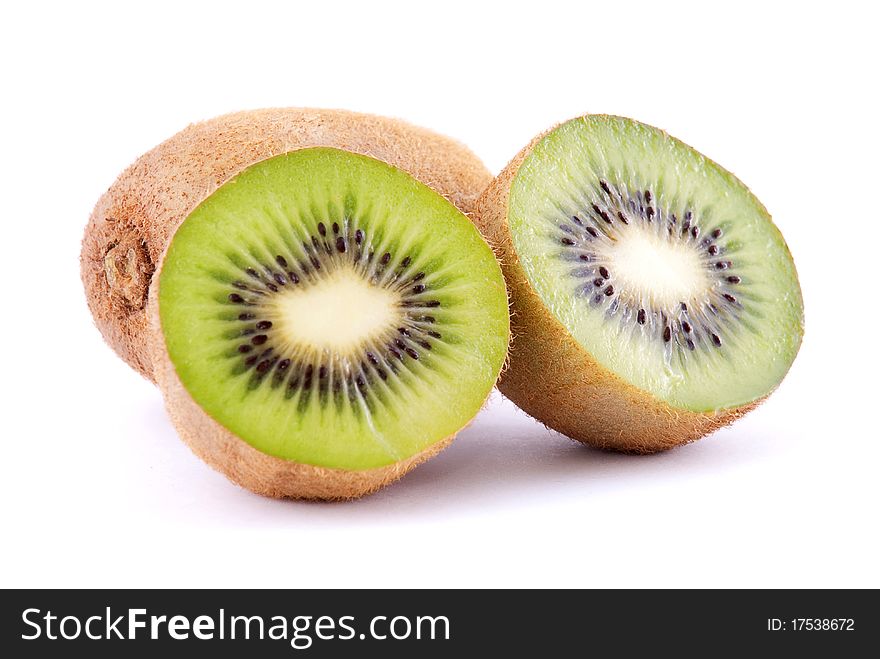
[727,275,741,284]
[287,271,300,284]
[275,255,288,268]
[412,272,426,282]
[228,293,245,303]
[274,273,286,285]
[355,229,364,244]
[682,321,692,333]
[401,256,412,268]
[600,180,611,194]
[599,266,610,279]
[561,237,575,246]
[380,252,391,265]
[427,330,441,339]
[232,281,248,290]
[405,348,419,359]
[663,326,672,342]
[644,190,652,204]
[604,285,614,296]
[278,359,290,370]
[256,320,272,330]
[637,309,646,325]
[586,227,599,238]
[252,335,268,345]
[712,228,723,239]
[412,284,426,294]
[708,244,719,255]
[318,222,327,236]
[593,278,604,287]
[239,313,255,321]
[238,345,252,354]
[646,207,655,219]
[336,237,346,253]
[332,222,340,234]
[691,226,700,239]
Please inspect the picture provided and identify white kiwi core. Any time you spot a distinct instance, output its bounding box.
[270,267,398,351]
[606,227,709,309]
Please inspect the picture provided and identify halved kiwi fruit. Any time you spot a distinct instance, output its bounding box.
[81,108,492,381]
[148,147,509,499]
[475,115,803,452]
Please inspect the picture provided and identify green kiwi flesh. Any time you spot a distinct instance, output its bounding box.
[158,147,509,471]
[508,116,803,412]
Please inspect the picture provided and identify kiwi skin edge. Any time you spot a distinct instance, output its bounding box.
[81,108,492,382]
[473,120,765,454]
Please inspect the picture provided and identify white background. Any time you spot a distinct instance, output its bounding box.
[1,1,877,588]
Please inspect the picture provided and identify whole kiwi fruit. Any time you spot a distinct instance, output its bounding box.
[81,108,493,381]
[474,114,803,453]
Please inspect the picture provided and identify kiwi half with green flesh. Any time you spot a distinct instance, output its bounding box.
[81,108,492,382]
[148,147,509,499]
[475,115,803,453]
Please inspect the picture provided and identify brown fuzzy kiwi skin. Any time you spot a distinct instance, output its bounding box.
[473,122,764,454]
[82,107,493,381]
[146,277,462,501]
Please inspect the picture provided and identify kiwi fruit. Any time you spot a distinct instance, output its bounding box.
[81,108,492,381]
[475,115,803,453]
[147,147,509,499]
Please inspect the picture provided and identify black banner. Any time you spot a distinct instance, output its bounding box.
[1,589,876,655]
